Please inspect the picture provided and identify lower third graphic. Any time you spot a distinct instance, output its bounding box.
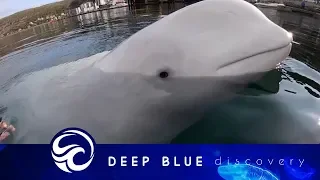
[50,128,96,173]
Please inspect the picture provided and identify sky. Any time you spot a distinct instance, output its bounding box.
[0,0,61,18]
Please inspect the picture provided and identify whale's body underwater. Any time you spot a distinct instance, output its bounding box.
[0,0,292,144]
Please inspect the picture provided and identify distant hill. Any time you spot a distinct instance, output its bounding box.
[0,1,68,37]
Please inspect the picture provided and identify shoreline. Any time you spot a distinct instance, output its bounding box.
[0,2,185,39]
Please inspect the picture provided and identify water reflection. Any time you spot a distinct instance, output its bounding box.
[0,20,78,58]
[285,70,320,98]
[279,60,320,98]
[0,4,184,58]
[241,60,320,99]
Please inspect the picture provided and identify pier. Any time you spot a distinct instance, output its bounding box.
[253,0,320,19]
[66,0,187,17]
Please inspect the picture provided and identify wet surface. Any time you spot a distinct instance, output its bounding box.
[0,4,319,143]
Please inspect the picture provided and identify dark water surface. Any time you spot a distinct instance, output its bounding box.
[0,4,319,143]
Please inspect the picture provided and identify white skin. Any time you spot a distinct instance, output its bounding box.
[0,0,292,143]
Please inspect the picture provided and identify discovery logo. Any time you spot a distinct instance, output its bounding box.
[50,128,96,173]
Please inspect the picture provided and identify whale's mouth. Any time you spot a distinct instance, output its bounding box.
[218,43,292,70]
[216,42,292,76]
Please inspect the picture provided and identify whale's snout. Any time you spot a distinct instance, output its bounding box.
[287,32,294,43]
[212,0,293,77]
[216,24,293,77]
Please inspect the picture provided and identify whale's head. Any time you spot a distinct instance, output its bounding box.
[97,0,292,84]
[91,1,293,134]
[0,0,293,143]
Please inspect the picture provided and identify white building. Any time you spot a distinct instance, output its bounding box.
[72,0,128,15]
[74,1,96,14]
[97,0,109,6]
[81,2,96,12]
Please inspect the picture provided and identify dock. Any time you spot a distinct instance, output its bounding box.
[253,1,320,19]
[66,0,186,17]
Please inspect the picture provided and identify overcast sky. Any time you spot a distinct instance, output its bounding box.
[0,0,61,18]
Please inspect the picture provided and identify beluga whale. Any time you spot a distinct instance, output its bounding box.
[0,0,292,144]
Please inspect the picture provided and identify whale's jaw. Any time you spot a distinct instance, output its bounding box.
[216,43,292,79]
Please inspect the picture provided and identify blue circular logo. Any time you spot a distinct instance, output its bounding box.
[50,128,96,173]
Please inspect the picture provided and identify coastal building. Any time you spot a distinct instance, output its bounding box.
[80,1,97,13]
[67,0,129,16]
[96,0,109,7]
[74,2,96,15]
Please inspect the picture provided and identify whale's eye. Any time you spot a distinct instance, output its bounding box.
[159,71,169,79]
